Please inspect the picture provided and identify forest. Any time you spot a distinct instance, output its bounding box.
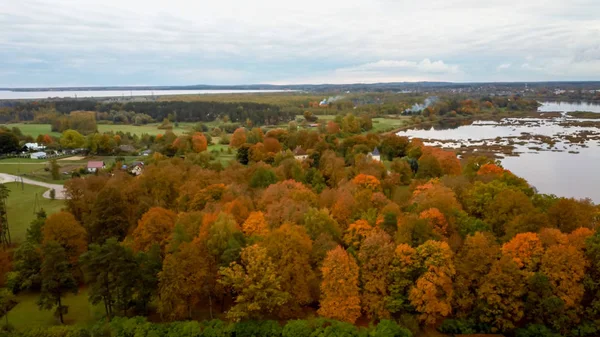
[1,116,599,337]
[0,92,598,337]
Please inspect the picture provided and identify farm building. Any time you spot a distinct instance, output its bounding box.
[25,143,46,151]
[30,151,47,159]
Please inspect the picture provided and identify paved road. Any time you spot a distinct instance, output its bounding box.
[0,173,67,199]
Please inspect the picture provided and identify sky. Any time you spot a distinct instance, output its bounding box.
[1,0,600,87]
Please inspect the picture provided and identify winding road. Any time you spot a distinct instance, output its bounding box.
[0,173,67,199]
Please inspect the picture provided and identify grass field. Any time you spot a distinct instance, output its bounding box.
[1,123,196,137]
[97,123,193,135]
[4,182,64,243]
[8,289,104,330]
[371,117,412,132]
[1,124,61,138]
[208,144,236,165]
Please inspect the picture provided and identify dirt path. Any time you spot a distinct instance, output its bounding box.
[0,173,67,199]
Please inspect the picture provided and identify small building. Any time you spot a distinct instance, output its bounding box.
[30,151,47,160]
[293,146,308,161]
[129,162,144,176]
[368,147,381,162]
[25,143,46,151]
[87,161,105,173]
[141,149,152,156]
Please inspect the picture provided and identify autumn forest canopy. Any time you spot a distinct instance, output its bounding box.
[1,92,600,337]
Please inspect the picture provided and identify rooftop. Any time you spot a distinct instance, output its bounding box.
[87,161,104,169]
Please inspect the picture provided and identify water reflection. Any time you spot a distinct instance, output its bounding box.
[539,101,600,113]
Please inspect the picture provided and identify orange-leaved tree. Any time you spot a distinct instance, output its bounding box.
[230,127,247,148]
[158,241,209,320]
[343,219,374,251]
[43,211,87,263]
[454,232,500,316]
[132,207,177,254]
[477,163,506,176]
[242,211,269,237]
[419,208,448,237]
[358,229,395,319]
[501,232,544,272]
[541,243,588,308]
[409,240,455,325]
[318,246,361,323]
[191,132,208,152]
[352,174,382,191]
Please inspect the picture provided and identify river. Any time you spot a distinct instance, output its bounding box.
[0,89,291,100]
[398,101,600,202]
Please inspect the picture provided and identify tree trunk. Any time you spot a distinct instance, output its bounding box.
[209,293,213,319]
[58,295,64,324]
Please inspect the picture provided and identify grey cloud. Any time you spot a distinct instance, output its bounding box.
[2,0,600,85]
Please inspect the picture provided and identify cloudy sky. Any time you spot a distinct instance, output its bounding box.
[2,0,600,87]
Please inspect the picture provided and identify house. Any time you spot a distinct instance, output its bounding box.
[87,161,105,173]
[25,143,46,151]
[293,146,308,161]
[368,147,381,162]
[30,151,47,160]
[129,162,144,176]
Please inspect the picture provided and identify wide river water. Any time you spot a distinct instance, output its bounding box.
[0,89,291,100]
[398,101,600,202]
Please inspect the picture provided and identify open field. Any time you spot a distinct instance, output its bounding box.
[1,124,61,138]
[97,123,193,135]
[9,289,104,330]
[0,155,147,184]
[371,116,412,132]
[1,123,196,137]
[0,159,66,184]
[4,182,64,243]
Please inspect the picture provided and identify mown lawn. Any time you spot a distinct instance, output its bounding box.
[0,124,61,137]
[8,289,105,330]
[0,162,47,175]
[4,182,64,243]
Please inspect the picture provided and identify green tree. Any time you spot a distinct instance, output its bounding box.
[206,213,245,267]
[50,159,60,180]
[250,167,277,188]
[237,144,251,165]
[0,288,18,326]
[370,319,413,337]
[89,187,129,243]
[0,131,19,154]
[219,244,289,321]
[38,242,78,324]
[11,241,43,291]
[79,238,138,319]
[303,208,341,241]
[59,129,85,149]
[26,209,47,244]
